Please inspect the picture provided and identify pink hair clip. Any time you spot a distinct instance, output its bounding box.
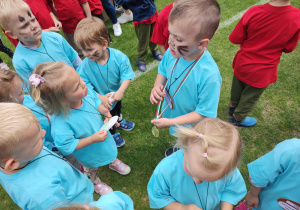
[29,74,45,87]
[203,153,208,158]
[199,133,204,139]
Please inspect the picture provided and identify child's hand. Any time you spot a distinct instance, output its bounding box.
[151,118,172,128]
[54,19,62,28]
[113,91,124,101]
[91,130,108,143]
[99,94,113,110]
[150,84,165,104]
[245,191,259,209]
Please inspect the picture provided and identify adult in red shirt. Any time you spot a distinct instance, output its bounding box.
[228,1,300,127]
[2,0,61,47]
[150,2,175,55]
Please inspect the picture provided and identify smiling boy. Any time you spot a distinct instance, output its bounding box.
[0,0,82,84]
[149,0,222,155]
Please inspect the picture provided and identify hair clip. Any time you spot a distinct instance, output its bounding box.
[203,153,208,158]
[199,133,204,139]
[29,74,45,87]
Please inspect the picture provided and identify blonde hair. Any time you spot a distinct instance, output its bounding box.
[174,118,242,177]
[74,17,110,50]
[0,69,23,102]
[0,103,36,163]
[29,62,71,116]
[0,0,31,30]
[169,0,220,40]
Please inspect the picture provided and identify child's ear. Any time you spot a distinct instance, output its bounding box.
[198,38,209,49]
[103,40,109,49]
[4,158,20,171]
[5,31,18,40]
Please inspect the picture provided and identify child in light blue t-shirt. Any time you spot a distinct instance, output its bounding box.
[0,0,81,84]
[148,118,247,209]
[75,17,135,148]
[0,103,94,210]
[29,61,131,196]
[239,138,300,210]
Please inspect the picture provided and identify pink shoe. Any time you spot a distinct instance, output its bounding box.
[109,158,131,175]
[94,179,113,195]
[235,201,250,210]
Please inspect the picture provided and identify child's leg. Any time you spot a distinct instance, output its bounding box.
[109,158,131,175]
[109,101,125,147]
[101,0,118,24]
[230,75,244,109]
[149,22,162,61]
[0,38,14,59]
[63,33,84,58]
[84,167,113,195]
[114,101,135,131]
[135,24,152,62]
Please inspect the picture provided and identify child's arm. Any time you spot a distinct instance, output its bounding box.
[164,202,202,210]
[245,185,262,209]
[151,111,204,128]
[49,12,62,29]
[159,45,166,55]
[220,201,233,210]
[80,1,92,18]
[150,73,167,104]
[113,80,131,101]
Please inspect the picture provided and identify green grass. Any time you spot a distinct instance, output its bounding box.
[0,1,300,209]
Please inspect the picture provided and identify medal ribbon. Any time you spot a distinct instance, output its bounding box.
[154,49,207,119]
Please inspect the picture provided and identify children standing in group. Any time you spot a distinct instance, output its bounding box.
[75,17,135,147]
[0,0,81,84]
[148,118,247,209]
[150,0,222,155]
[150,0,178,55]
[0,103,94,210]
[29,62,131,195]
[114,0,163,72]
[228,0,300,127]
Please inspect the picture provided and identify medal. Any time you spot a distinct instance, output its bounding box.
[152,125,160,137]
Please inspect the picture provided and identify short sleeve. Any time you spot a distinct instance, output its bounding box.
[220,169,247,205]
[195,76,221,118]
[157,49,172,78]
[147,166,176,209]
[229,14,248,44]
[283,29,300,53]
[119,53,135,82]
[77,59,95,91]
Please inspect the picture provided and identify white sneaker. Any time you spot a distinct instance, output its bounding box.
[113,23,122,37]
[117,12,133,24]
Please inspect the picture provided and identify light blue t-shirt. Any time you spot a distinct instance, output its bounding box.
[13,31,79,83]
[158,49,222,134]
[248,138,300,210]
[51,89,117,168]
[147,150,247,209]
[89,191,134,210]
[23,95,53,150]
[0,147,94,210]
[77,47,135,109]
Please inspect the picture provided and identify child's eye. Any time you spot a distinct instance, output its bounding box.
[31,18,36,22]
[176,39,182,42]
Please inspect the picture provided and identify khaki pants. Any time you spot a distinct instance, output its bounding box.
[230,75,267,121]
[64,32,83,58]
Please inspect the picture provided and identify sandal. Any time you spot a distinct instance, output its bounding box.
[136,60,147,72]
[152,50,163,61]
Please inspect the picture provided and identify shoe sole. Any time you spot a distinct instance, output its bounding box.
[116,141,125,148]
[109,166,131,175]
[118,122,135,131]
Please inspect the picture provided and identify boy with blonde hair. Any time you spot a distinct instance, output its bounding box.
[0,0,81,84]
[150,0,222,156]
[0,103,94,210]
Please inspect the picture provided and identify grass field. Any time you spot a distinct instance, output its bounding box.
[0,0,299,209]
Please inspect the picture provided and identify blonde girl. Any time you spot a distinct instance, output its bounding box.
[29,62,131,195]
[147,118,247,210]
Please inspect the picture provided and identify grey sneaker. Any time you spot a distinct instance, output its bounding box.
[117,12,133,24]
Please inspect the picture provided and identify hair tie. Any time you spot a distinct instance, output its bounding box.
[203,153,208,158]
[29,74,45,87]
[199,133,204,139]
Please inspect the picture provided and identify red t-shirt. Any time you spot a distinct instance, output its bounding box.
[133,11,158,27]
[48,0,87,33]
[150,3,173,50]
[229,3,300,88]
[88,0,103,15]
[4,0,55,47]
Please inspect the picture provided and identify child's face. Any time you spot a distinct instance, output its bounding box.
[6,10,42,45]
[183,143,224,184]
[9,77,24,104]
[81,42,108,62]
[63,67,88,103]
[168,22,205,60]
[15,119,45,164]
